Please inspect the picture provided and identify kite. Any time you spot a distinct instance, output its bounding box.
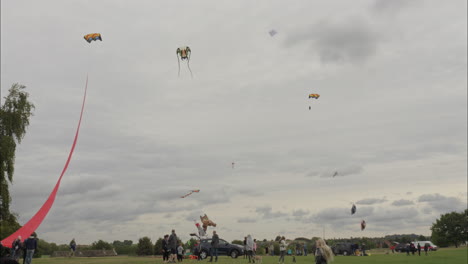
[351,204,356,215]
[232,162,235,169]
[332,171,338,177]
[309,94,320,99]
[176,46,193,78]
[84,33,102,43]
[181,190,200,198]
[194,222,207,238]
[269,30,277,37]
[361,220,366,231]
[1,77,89,248]
[200,214,217,229]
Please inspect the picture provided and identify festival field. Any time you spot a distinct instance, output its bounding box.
[33,247,467,264]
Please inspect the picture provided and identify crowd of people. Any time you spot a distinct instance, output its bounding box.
[0,235,38,264]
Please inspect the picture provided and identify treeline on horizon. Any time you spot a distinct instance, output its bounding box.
[30,233,431,257]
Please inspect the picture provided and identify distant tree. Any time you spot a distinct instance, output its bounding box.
[417,235,427,241]
[154,237,163,255]
[91,240,113,250]
[185,238,197,252]
[431,210,468,248]
[123,240,133,246]
[231,240,243,245]
[137,236,153,255]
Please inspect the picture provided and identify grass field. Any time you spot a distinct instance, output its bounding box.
[32,248,467,264]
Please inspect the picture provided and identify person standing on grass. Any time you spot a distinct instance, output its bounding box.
[24,235,37,264]
[209,231,219,262]
[424,243,429,256]
[278,237,287,264]
[314,238,333,264]
[169,230,178,263]
[12,236,22,261]
[69,238,76,257]
[417,243,421,256]
[163,235,170,262]
[243,237,248,259]
[177,243,184,262]
[246,235,254,263]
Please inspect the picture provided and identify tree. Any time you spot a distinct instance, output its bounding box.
[154,237,163,255]
[91,240,113,250]
[431,210,468,248]
[0,83,35,227]
[137,236,154,255]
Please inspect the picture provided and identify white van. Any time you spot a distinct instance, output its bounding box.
[413,241,438,251]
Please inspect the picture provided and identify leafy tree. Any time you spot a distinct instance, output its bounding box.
[0,83,34,236]
[91,240,113,250]
[431,210,468,248]
[123,240,133,246]
[231,240,243,245]
[137,236,153,255]
[154,237,164,255]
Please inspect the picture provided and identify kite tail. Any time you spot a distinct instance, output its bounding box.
[0,75,88,248]
[177,55,181,77]
[187,60,193,79]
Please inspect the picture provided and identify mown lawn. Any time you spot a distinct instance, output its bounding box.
[33,247,467,264]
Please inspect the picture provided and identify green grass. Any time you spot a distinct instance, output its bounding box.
[33,248,467,264]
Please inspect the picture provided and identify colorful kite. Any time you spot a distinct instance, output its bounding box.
[1,77,89,248]
[309,94,320,99]
[351,204,356,215]
[84,33,102,43]
[181,190,200,198]
[176,46,193,78]
[361,220,366,231]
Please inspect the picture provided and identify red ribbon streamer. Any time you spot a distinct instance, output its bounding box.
[1,76,88,247]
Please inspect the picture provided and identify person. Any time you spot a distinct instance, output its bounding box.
[12,236,22,261]
[209,231,219,262]
[303,243,307,256]
[417,243,421,256]
[246,235,254,263]
[69,238,76,257]
[195,240,202,261]
[269,243,274,256]
[169,230,178,263]
[278,236,287,264]
[314,238,333,264]
[361,243,366,256]
[243,237,247,259]
[163,235,170,262]
[24,235,37,264]
[424,243,429,256]
[410,242,415,255]
[265,245,269,256]
[405,243,410,256]
[177,243,184,262]
[253,239,257,255]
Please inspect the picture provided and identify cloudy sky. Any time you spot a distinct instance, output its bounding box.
[1,0,466,245]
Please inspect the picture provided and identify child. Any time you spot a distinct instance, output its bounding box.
[177,243,184,262]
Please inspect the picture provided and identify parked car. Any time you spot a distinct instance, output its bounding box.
[394,243,409,253]
[194,238,244,259]
[413,241,438,251]
[331,243,354,256]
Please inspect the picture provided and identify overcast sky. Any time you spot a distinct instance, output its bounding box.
[1,0,467,245]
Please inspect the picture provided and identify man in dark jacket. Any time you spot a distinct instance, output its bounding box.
[24,235,37,264]
[162,235,170,262]
[209,231,219,262]
[168,230,178,263]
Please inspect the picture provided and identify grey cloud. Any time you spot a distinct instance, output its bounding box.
[357,198,387,205]
[285,18,378,64]
[292,209,309,217]
[255,206,288,219]
[392,199,414,206]
[237,217,257,223]
[418,193,466,213]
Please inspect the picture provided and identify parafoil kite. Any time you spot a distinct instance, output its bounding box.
[1,77,89,248]
[351,204,356,215]
[180,190,200,198]
[84,33,102,43]
[332,171,338,177]
[269,30,277,37]
[176,46,193,78]
[361,220,366,231]
[309,94,320,99]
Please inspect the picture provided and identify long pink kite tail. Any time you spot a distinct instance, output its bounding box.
[1,76,88,248]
